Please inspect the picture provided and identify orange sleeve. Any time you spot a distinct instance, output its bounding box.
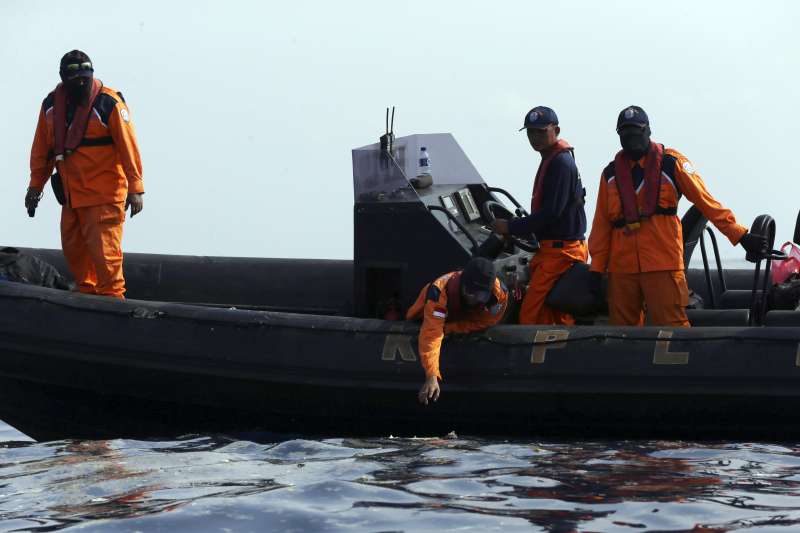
[108,99,144,194]
[669,149,747,245]
[418,297,448,381]
[405,284,428,320]
[29,107,54,190]
[588,175,612,273]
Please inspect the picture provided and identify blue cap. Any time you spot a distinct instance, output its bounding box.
[519,106,558,131]
[461,257,496,304]
[616,105,649,131]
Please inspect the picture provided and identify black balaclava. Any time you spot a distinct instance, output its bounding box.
[616,106,652,160]
[59,50,94,104]
[619,125,651,160]
[65,77,91,104]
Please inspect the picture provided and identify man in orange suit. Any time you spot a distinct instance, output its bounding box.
[406,257,508,404]
[26,50,144,298]
[588,105,766,326]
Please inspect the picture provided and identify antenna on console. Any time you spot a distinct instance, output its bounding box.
[379,106,396,159]
[389,106,395,148]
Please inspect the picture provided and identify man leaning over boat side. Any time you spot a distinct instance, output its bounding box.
[489,106,588,325]
[587,105,767,327]
[406,257,508,405]
[25,50,144,299]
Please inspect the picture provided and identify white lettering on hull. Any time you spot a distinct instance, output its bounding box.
[653,330,690,365]
[531,330,570,364]
[382,326,417,362]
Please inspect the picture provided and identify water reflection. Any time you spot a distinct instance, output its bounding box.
[1,431,800,532]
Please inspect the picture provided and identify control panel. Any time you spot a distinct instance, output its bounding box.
[439,193,462,233]
[440,194,461,218]
[455,188,481,222]
[438,187,483,227]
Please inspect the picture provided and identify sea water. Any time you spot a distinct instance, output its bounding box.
[2,420,800,532]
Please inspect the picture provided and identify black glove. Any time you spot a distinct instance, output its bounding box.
[476,233,506,259]
[739,231,768,260]
[25,187,43,218]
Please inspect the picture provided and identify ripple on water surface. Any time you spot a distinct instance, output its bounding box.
[2,427,800,532]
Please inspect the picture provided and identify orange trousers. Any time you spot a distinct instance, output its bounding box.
[608,270,690,327]
[519,240,588,325]
[60,202,126,298]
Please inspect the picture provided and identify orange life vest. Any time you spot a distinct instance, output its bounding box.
[531,139,573,212]
[612,142,665,230]
[53,79,104,161]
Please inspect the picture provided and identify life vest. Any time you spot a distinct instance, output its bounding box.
[53,79,108,161]
[531,139,573,212]
[445,272,463,314]
[612,142,674,230]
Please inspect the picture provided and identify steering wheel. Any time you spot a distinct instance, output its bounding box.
[481,200,540,253]
[746,214,788,325]
[755,245,788,262]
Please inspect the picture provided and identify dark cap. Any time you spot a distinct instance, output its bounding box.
[616,105,649,131]
[59,50,94,80]
[461,257,496,302]
[519,106,558,131]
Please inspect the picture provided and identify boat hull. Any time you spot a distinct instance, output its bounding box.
[3,280,800,441]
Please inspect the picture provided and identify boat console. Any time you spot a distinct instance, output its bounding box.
[352,133,534,318]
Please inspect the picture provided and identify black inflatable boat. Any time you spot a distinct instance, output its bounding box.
[3,133,800,441]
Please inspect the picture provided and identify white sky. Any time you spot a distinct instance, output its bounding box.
[2,0,798,260]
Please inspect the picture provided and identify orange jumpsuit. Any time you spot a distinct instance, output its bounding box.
[520,240,588,325]
[406,272,508,380]
[588,146,747,326]
[29,83,143,298]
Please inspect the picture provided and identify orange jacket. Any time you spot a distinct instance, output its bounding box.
[29,82,144,208]
[589,146,747,274]
[406,271,508,380]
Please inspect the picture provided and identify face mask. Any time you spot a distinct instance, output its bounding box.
[461,287,490,309]
[619,126,651,160]
[64,77,91,103]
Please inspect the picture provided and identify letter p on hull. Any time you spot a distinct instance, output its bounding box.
[531,329,569,364]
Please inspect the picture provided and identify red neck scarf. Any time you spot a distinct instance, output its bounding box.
[613,141,664,227]
[445,272,463,315]
[531,139,573,212]
[53,79,102,160]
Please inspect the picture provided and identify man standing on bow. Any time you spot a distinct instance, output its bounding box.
[490,106,588,325]
[588,105,766,326]
[26,50,144,298]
